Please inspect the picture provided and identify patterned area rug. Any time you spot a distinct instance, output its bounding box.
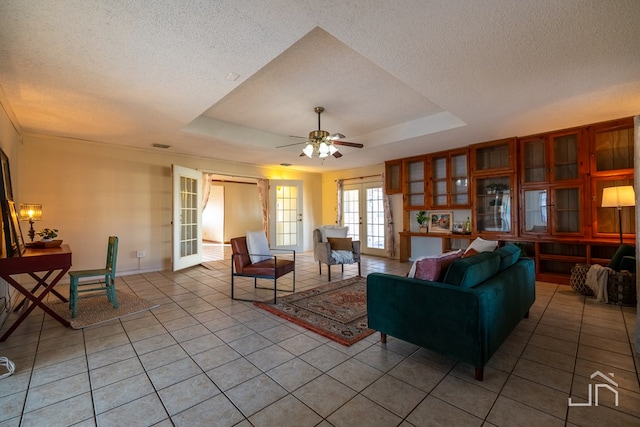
[255,276,373,346]
[45,291,159,329]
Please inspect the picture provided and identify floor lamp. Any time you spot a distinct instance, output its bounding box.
[601,185,636,244]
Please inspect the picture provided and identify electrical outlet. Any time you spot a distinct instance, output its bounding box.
[136,250,145,258]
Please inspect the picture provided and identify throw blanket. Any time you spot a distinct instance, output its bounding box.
[586,264,612,303]
[332,250,355,264]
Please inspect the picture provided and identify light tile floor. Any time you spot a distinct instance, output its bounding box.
[0,252,638,426]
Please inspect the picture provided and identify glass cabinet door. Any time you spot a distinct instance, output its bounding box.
[522,188,548,234]
[592,122,634,173]
[431,155,447,207]
[450,152,469,206]
[592,176,636,238]
[551,186,581,234]
[404,157,425,208]
[522,137,547,184]
[475,176,512,233]
[473,140,513,172]
[551,132,579,181]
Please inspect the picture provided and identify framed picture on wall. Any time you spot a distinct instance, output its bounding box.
[428,211,453,234]
[0,148,13,200]
[1,200,25,256]
[0,147,25,257]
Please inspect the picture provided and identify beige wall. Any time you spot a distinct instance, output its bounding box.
[14,134,323,275]
[223,182,262,240]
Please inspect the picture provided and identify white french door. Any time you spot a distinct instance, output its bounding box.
[269,180,303,252]
[343,182,386,256]
[172,165,203,271]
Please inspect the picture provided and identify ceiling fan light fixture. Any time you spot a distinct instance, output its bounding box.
[319,142,330,155]
[329,144,339,155]
[303,144,314,158]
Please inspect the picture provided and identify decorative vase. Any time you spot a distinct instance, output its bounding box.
[419,226,427,233]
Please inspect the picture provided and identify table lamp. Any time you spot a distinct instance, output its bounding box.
[18,204,42,242]
[601,186,635,244]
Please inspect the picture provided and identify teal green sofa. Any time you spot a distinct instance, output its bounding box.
[367,246,535,381]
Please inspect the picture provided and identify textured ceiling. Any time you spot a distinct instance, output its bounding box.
[1,1,639,173]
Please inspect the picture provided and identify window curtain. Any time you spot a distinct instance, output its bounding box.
[257,178,269,235]
[336,179,343,225]
[381,173,396,258]
[202,173,213,211]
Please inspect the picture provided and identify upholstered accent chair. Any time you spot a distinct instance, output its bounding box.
[313,227,361,281]
[230,232,295,304]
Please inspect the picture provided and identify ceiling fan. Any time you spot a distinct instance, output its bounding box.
[277,106,364,158]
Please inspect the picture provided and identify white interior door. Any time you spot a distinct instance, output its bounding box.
[343,182,386,256]
[269,180,303,252]
[172,164,203,271]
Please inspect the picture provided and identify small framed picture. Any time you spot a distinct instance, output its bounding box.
[428,211,453,234]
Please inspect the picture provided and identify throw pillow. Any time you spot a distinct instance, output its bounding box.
[327,237,353,251]
[320,226,349,242]
[494,244,521,271]
[411,250,463,282]
[462,248,479,258]
[464,237,498,255]
[246,230,271,264]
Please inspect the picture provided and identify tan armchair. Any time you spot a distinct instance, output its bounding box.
[313,228,361,281]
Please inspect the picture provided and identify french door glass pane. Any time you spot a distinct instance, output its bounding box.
[343,189,359,241]
[366,187,384,249]
[275,185,298,246]
[180,176,198,257]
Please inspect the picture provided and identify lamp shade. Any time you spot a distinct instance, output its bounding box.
[601,186,636,208]
[19,203,43,221]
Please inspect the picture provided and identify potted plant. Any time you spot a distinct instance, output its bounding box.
[36,228,58,241]
[416,211,428,233]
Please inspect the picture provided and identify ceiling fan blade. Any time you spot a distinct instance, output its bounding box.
[333,140,364,148]
[276,141,308,148]
[332,151,343,158]
[289,135,307,139]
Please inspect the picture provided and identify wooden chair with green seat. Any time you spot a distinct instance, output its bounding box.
[68,236,119,318]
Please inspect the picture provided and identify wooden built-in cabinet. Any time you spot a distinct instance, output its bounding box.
[384,159,402,194]
[390,117,635,283]
[402,156,427,208]
[470,138,516,237]
[518,128,587,238]
[428,148,470,209]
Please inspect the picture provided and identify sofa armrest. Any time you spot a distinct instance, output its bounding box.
[367,273,485,366]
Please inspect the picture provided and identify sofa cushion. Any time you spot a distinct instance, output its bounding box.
[327,237,353,251]
[607,244,635,271]
[443,251,501,288]
[495,244,521,271]
[410,250,463,282]
[464,237,498,255]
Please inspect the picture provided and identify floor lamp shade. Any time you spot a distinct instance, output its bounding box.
[601,186,636,209]
[601,185,635,244]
